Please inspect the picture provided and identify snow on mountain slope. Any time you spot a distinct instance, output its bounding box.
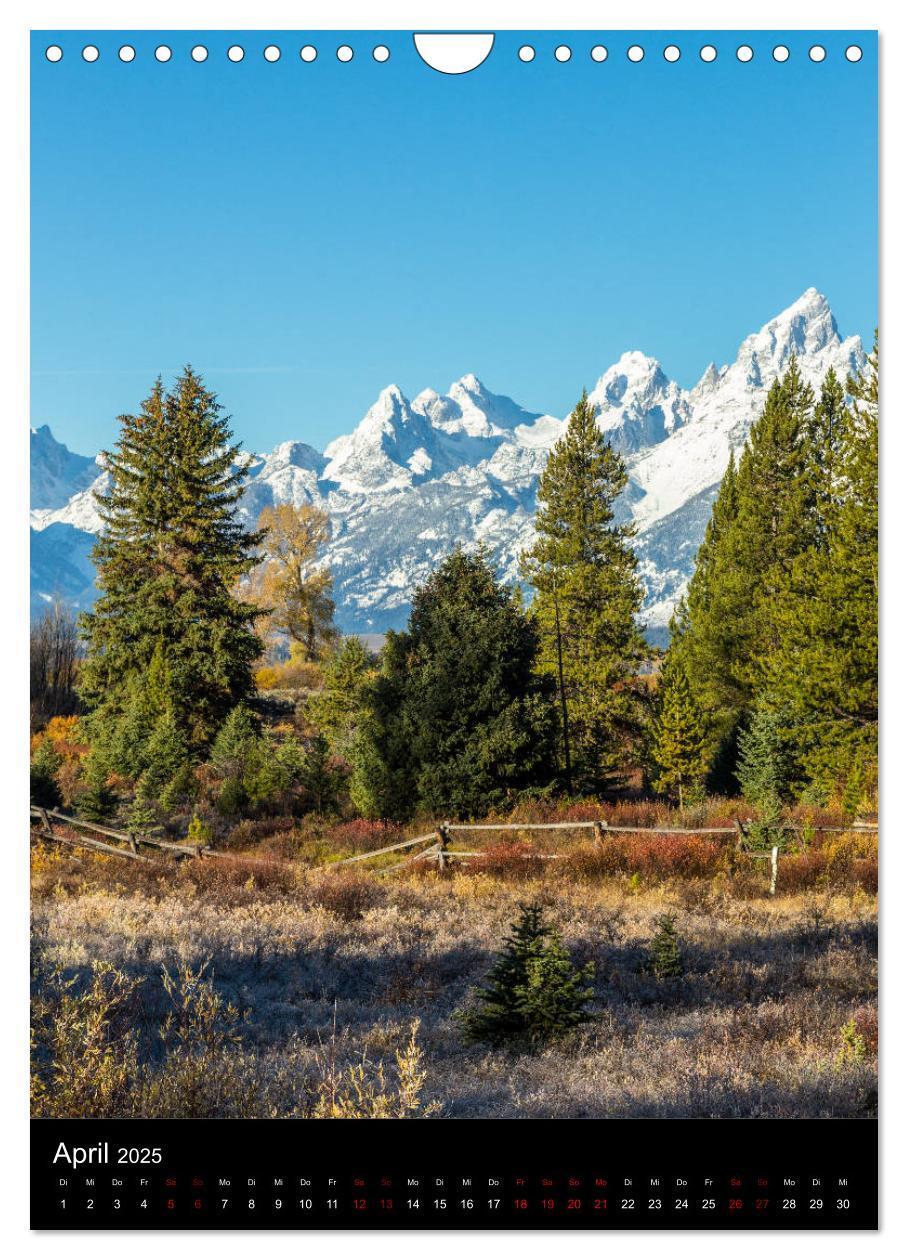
[625,288,864,530]
[29,522,98,619]
[29,289,866,635]
[30,425,101,510]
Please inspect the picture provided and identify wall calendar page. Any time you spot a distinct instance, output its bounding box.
[28,26,878,1233]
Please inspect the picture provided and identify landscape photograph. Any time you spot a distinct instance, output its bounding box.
[29,32,877,1121]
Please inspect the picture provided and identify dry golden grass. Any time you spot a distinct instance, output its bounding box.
[30,828,877,1120]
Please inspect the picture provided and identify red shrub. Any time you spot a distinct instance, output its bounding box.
[853,1005,879,1054]
[468,840,551,881]
[305,870,385,919]
[328,819,402,853]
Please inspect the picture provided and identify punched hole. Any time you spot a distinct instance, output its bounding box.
[518,45,535,62]
[413,33,494,74]
[627,45,644,63]
[45,45,63,62]
[82,45,99,62]
[191,45,208,62]
[809,45,826,62]
[773,45,790,62]
[663,45,681,63]
[700,45,717,62]
[591,45,608,63]
[845,45,863,62]
[337,45,354,62]
[373,45,390,62]
[118,45,136,62]
[737,45,754,62]
[300,45,317,63]
[554,45,572,62]
[264,45,281,62]
[155,46,172,63]
[227,45,245,63]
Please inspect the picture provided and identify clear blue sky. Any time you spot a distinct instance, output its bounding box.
[31,30,877,456]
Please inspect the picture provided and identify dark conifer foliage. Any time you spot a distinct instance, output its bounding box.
[79,370,264,767]
[522,390,646,790]
[647,913,683,980]
[459,903,595,1049]
[670,347,877,802]
[352,548,558,820]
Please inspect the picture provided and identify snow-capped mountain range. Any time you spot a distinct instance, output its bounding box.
[30,289,865,642]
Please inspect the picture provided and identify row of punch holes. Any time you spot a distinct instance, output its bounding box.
[45,42,864,65]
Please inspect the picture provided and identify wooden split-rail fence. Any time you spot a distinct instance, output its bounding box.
[324,817,878,895]
[31,806,877,896]
[29,806,222,864]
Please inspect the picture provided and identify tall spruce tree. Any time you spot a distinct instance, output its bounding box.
[306,636,374,760]
[670,359,818,772]
[669,455,740,751]
[522,391,646,791]
[351,548,558,820]
[79,370,263,768]
[761,342,878,790]
[651,657,709,806]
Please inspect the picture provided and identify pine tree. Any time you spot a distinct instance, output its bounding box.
[306,636,374,758]
[522,391,646,790]
[459,904,594,1049]
[143,709,191,797]
[647,913,683,980]
[670,359,819,771]
[126,774,159,835]
[30,739,62,809]
[736,705,799,808]
[79,370,264,766]
[352,549,558,821]
[670,455,741,747]
[77,752,116,823]
[348,634,414,822]
[210,704,261,776]
[761,343,878,792]
[299,734,346,814]
[651,657,709,806]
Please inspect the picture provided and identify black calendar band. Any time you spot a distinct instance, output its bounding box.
[31,1117,878,1230]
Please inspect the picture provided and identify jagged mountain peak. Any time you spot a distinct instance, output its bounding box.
[587,349,689,453]
[450,371,485,395]
[30,290,867,635]
[30,424,100,511]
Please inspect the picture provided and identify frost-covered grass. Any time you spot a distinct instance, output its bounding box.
[31,839,877,1120]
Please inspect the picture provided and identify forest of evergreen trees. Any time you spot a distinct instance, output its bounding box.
[30,348,879,830]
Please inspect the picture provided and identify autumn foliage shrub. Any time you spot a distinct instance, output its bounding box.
[773,850,877,894]
[304,870,385,920]
[564,834,724,881]
[469,841,550,881]
[255,660,323,692]
[327,819,402,854]
[177,853,299,901]
[224,816,298,850]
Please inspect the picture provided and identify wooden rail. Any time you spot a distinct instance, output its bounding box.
[30,805,877,896]
[29,806,220,863]
[444,821,877,835]
[326,832,437,867]
[333,816,877,895]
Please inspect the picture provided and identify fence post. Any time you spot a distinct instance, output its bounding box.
[39,807,53,835]
[436,822,451,873]
[127,831,138,855]
[595,820,608,846]
[769,845,779,896]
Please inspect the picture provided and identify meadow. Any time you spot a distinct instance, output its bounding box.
[30,803,878,1122]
